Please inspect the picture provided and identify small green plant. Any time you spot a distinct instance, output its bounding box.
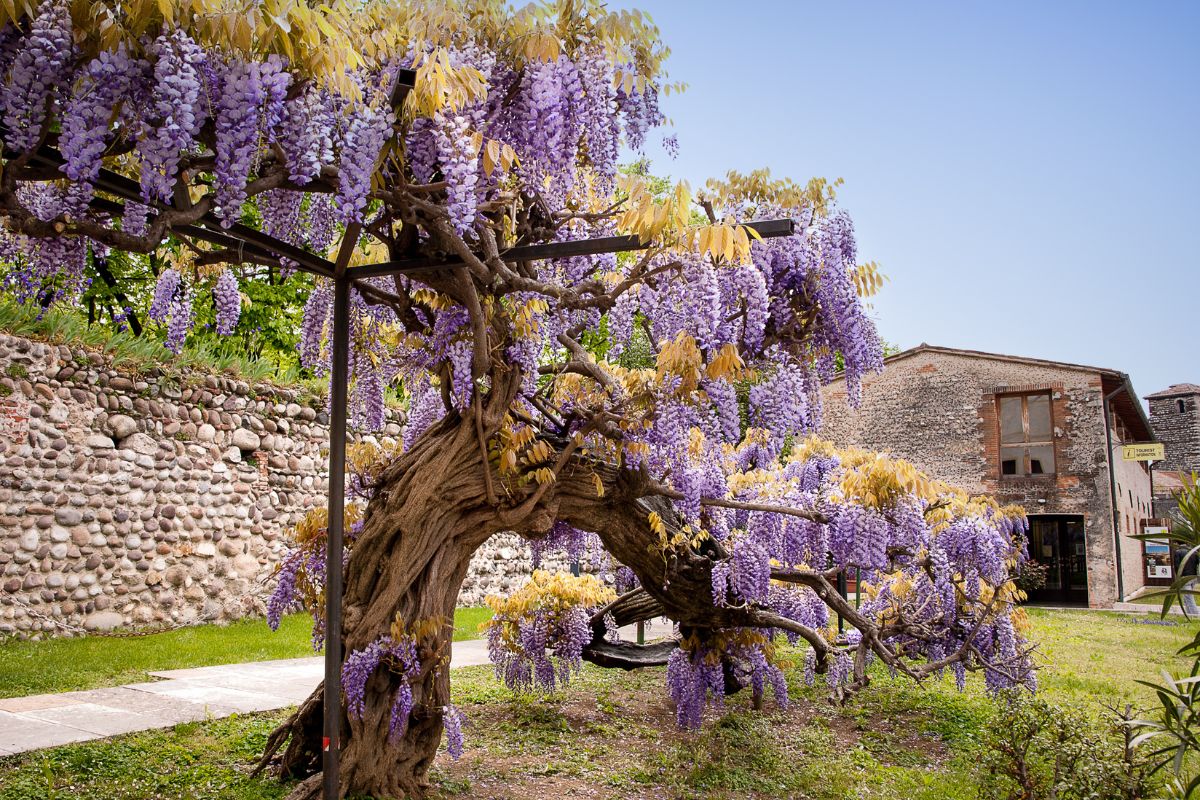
[1129,473,1200,798]
[0,298,316,394]
[4,362,27,379]
[976,690,1154,800]
[1013,558,1050,595]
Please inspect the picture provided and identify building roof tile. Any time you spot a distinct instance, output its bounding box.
[1146,384,1200,399]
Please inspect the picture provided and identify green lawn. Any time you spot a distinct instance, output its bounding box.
[1024,607,1197,705]
[450,606,493,644]
[0,609,491,699]
[0,607,1196,800]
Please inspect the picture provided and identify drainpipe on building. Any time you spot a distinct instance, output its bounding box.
[1103,385,1127,602]
[1149,460,1156,519]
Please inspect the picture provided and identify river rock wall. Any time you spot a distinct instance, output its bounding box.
[0,332,557,638]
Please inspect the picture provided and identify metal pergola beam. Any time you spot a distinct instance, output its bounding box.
[94,165,340,278]
[7,144,341,278]
[87,196,290,266]
[344,217,797,279]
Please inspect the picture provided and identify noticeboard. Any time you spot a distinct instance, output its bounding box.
[1145,540,1173,579]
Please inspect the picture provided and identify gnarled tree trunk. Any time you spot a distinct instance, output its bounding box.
[260,394,759,798]
[264,413,515,800]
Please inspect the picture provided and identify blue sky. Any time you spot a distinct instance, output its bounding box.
[614,0,1198,402]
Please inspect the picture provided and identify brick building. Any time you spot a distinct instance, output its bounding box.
[819,344,1155,608]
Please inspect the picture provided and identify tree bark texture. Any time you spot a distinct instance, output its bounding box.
[266,412,515,799]
[262,397,765,798]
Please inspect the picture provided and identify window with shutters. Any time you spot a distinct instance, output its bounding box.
[998,393,1055,477]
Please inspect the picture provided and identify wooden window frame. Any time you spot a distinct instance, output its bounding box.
[997,391,1056,478]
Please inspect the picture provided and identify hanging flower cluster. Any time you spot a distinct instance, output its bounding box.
[342,614,466,757]
[490,438,1034,728]
[483,570,615,693]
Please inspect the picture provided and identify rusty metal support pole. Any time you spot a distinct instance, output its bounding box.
[836,571,847,634]
[322,273,350,800]
[1149,460,1156,519]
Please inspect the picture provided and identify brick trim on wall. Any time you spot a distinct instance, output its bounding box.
[990,382,1065,395]
[978,387,1069,488]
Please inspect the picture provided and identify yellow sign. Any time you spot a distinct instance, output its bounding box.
[1122,443,1165,461]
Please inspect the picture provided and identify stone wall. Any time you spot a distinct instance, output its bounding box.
[818,347,1153,607]
[1149,389,1200,474]
[460,533,581,607]
[0,332,559,638]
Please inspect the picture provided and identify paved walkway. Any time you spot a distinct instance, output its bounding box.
[0,639,491,757]
[0,620,673,757]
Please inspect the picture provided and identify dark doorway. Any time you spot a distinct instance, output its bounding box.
[1026,515,1088,605]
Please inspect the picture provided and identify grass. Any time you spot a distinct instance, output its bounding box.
[1023,607,1193,705]
[1,607,1196,800]
[0,713,289,800]
[0,298,324,396]
[0,609,491,700]
[451,606,493,644]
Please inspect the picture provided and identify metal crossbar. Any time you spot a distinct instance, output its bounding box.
[345,217,796,278]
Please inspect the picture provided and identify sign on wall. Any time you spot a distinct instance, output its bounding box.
[1122,443,1165,461]
[1145,540,1173,579]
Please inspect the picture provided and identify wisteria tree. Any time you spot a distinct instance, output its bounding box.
[0,1,1037,797]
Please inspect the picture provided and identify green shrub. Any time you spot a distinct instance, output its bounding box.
[976,691,1154,800]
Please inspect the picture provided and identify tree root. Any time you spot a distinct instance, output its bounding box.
[253,686,324,781]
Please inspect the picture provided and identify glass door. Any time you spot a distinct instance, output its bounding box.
[1030,519,1063,593]
[1025,516,1089,605]
[1064,519,1088,594]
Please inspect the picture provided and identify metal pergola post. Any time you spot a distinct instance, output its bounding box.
[836,570,847,634]
[322,272,351,799]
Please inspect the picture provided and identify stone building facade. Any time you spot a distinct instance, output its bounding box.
[1147,384,1200,474]
[1146,383,1200,522]
[0,333,567,638]
[819,344,1155,608]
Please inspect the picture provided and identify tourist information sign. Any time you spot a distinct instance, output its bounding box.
[1122,443,1166,461]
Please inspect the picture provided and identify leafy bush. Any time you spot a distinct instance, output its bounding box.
[976,691,1154,800]
[1013,559,1050,595]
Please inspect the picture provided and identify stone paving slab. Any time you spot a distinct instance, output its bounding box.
[449,640,491,668]
[0,694,82,714]
[121,682,290,714]
[147,671,317,702]
[19,702,178,738]
[0,710,96,754]
[145,656,323,681]
[0,630,670,758]
[63,687,228,725]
